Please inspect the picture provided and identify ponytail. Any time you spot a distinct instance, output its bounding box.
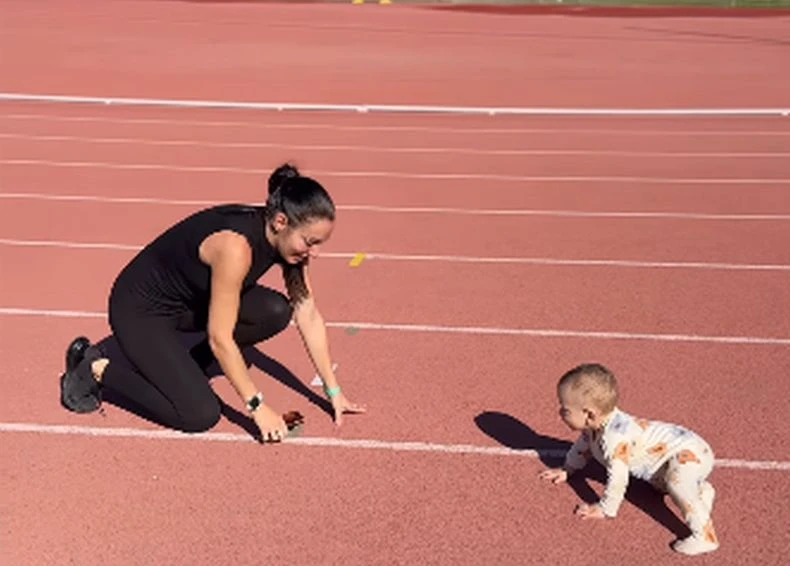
[266,163,301,213]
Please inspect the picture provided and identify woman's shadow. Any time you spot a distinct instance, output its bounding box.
[95,335,334,442]
[474,411,691,540]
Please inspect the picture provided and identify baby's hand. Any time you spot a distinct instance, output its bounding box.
[574,503,606,520]
[538,468,568,484]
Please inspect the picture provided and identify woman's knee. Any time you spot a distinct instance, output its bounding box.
[267,291,293,332]
[177,397,221,433]
[237,288,293,342]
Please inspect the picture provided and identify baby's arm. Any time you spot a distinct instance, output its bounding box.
[596,441,632,518]
[539,433,590,483]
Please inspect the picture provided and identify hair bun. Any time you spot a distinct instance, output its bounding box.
[268,163,301,196]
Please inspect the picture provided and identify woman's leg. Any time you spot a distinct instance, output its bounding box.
[190,286,293,371]
[62,294,223,432]
[99,316,222,433]
[235,286,294,346]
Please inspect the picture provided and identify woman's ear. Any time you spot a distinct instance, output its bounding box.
[272,212,289,234]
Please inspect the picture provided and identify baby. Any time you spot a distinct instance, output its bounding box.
[539,363,719,556]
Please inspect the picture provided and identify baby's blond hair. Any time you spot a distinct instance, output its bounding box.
[558,363,619,414]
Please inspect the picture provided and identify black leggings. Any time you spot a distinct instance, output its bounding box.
[101,286,292,432]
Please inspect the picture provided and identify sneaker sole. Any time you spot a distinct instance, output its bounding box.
[59,370,101,414]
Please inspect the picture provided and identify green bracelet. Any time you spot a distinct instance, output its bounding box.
[324,385,341,399]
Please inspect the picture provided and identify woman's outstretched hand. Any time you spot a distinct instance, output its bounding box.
[330,391,366,426]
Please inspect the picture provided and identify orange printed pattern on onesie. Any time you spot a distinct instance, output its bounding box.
[703,521,719,544]
[647,442,668,458]
[612,442,630,464]
[677,450,701,465]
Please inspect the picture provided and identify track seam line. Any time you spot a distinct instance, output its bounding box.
[2,132,788,158]
[4,112,790,136]
[3,159,789,184]
[3,192,790,221]
[1,306,789,346]
[1,238,789,272]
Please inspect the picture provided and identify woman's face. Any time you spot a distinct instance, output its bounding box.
[273,214,334,264]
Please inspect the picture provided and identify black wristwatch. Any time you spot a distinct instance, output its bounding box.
[246,392,263,413]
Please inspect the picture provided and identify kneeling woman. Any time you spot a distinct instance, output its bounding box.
[60,163,364,441]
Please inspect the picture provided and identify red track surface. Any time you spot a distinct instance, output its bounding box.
[1,1,789,565]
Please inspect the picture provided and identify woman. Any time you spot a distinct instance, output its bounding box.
[60,163,364,442]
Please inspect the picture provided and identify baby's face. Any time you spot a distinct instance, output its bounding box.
[557,387,588,431]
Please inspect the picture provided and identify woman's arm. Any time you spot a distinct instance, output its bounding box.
[200,231,258,402]
[200,230,288,441]
[293,296,339,389]
[292,265,365,425]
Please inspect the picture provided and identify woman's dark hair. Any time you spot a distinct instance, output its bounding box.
[265,163,335,304]
[265,163,335,226]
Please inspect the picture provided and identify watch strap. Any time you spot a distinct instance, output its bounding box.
[246,392,264,413]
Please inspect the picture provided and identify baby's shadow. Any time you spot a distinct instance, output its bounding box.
[475,411,691,540]
[566,465,691,539]
[474,410,571,465]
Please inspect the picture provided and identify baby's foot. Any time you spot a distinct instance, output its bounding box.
[672,533,719,556]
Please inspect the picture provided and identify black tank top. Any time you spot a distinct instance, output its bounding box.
[113,204,280,315]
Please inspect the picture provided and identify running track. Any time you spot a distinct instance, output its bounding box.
[1,1,789,565]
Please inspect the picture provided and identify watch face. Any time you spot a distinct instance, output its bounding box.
[248,395,261,410]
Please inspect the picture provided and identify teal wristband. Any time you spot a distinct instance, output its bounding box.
[324,385,341,399]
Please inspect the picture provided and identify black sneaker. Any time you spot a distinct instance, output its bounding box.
[60,338,103,414]
[65,336,91,372]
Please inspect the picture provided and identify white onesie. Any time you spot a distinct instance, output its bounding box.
[563,407,717,543]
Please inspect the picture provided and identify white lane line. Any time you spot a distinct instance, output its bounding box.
[1,422,786,471]
[2,92,788,117]
[349,252,790,272]
[3,112,790,137]
[2,306,789,346]
[2,132,787,158]
[1,238,789,273]
[0,191,223,207]
[336,204,790,221]
[2,192,790,221]
[0,238,141,251]
[2,159,789,184]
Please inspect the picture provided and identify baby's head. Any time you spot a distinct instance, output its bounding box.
[556,363,619,431]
